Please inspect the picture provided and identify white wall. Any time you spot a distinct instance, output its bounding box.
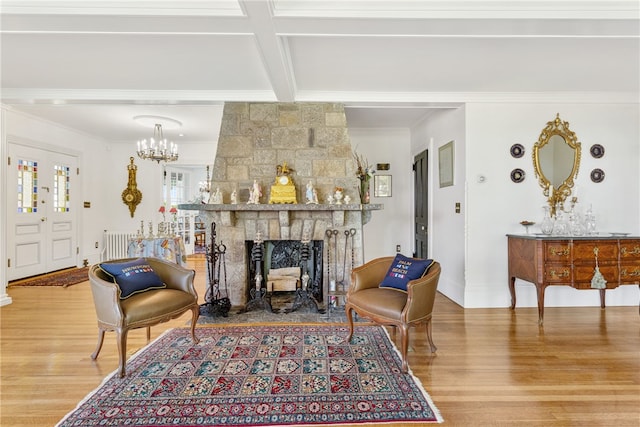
[411,107,468,305]
[408,103,639,310]
[348,128,413,262]
[0,110,217,303]
[98,142,217,241]
[464,103,640,309]
[1,108,110,304]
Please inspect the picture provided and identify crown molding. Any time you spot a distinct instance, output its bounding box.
[2,88,638,107]
[0,1,244,16]
[0,89,277,104]
[297,90,640,105]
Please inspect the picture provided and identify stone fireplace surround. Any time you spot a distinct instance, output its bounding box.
[179,102,382,309]
[179,203,381,308]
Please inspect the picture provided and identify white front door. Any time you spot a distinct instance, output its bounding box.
[7,144,78,280]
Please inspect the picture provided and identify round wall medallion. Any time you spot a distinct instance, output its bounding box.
[510,168,525,183]
[590,144,605,158]
[590,168,605,183]
[510,143,525,158]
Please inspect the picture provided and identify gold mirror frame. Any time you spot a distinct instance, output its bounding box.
[532,114,581,216]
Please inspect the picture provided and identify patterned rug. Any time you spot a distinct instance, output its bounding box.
[8,267,89,288]
[57,324,442,426]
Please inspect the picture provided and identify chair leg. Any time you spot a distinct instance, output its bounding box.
[116,329,129,378]
[146,326,151,342]
[399,325,410,373]
[91,328,106,360]
[345,304,355,342]
[189,305,200,344]
[425,319,437,353]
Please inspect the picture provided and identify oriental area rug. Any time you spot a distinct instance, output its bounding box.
[57,324,443,426]
[8,267,89,288]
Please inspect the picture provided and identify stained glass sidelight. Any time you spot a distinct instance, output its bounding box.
[53,164,71,212]
[17,159,38,213]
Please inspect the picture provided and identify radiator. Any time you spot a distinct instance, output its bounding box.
[101,230,135,261]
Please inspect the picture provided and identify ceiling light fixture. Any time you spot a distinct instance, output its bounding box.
[136,123,179,163]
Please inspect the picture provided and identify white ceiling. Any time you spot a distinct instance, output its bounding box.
[1,1,638,144]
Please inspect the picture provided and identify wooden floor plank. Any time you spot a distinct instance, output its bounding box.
[1,257,639,426]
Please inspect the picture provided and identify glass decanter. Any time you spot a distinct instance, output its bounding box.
[585,206,597,235]
[540,206,554,235]
[569,211,586,236]
[552,204,569,236]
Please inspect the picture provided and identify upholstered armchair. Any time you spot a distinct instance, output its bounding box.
[345,256,441,373]
[89,257,200,377]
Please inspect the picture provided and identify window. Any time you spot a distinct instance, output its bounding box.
[17,159,38,213]
[53,164,71,212]
[167,171,186,206]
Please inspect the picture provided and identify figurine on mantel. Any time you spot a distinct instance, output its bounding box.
[305,181,319,204]
[209,187,223,204]
[248,180,262,204]
[334,187,344,205]
[230,189,238,204]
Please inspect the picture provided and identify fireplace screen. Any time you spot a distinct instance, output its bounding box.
[246,240,323,302]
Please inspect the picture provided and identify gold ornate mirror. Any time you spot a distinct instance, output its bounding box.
[532,114,581,216]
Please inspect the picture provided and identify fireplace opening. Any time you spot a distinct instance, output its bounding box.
[245,240,323,311]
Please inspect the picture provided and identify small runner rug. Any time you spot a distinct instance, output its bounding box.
[8,267,89,288]
[57,324,443,426]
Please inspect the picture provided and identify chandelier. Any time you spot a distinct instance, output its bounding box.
[136,123,179,163]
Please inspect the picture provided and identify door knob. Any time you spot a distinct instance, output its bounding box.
[41,217,46,222]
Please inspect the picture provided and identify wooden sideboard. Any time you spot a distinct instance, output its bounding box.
[507,234,640,324]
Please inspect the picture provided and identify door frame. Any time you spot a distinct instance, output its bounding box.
[5,135,83,281]
[413,148,430,259]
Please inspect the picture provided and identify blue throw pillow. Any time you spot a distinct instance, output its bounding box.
[379,254,434,292]
[99,258,166,299]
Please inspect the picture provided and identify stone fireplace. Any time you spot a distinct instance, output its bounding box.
[180,102,381,309]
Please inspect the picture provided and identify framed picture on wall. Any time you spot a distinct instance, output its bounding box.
[439,140,454,188]
[374,175,392,197]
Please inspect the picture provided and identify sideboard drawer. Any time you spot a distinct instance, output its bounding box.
[620,263,640,283]
[544,242,571,262]
[572,241,618,263]
[573,265,619,289]
[544,264,571,283]
[620,240,640,260]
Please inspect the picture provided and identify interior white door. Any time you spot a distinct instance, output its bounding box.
[7,144,78,280]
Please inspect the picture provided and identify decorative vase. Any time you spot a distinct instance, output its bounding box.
[359,179,370,204]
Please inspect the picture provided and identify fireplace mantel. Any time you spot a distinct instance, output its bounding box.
[178,202,382,306]
[179,203,383,228]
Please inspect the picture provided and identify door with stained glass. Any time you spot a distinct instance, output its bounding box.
[7,144,78,280]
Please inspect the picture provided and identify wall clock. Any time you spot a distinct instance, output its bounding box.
[121,157,143,217]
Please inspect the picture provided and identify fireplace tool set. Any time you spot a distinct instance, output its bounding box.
[325,228,357,310]
[199,222,231,317]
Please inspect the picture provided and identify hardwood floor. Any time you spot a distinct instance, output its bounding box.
[1,256,639,426]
